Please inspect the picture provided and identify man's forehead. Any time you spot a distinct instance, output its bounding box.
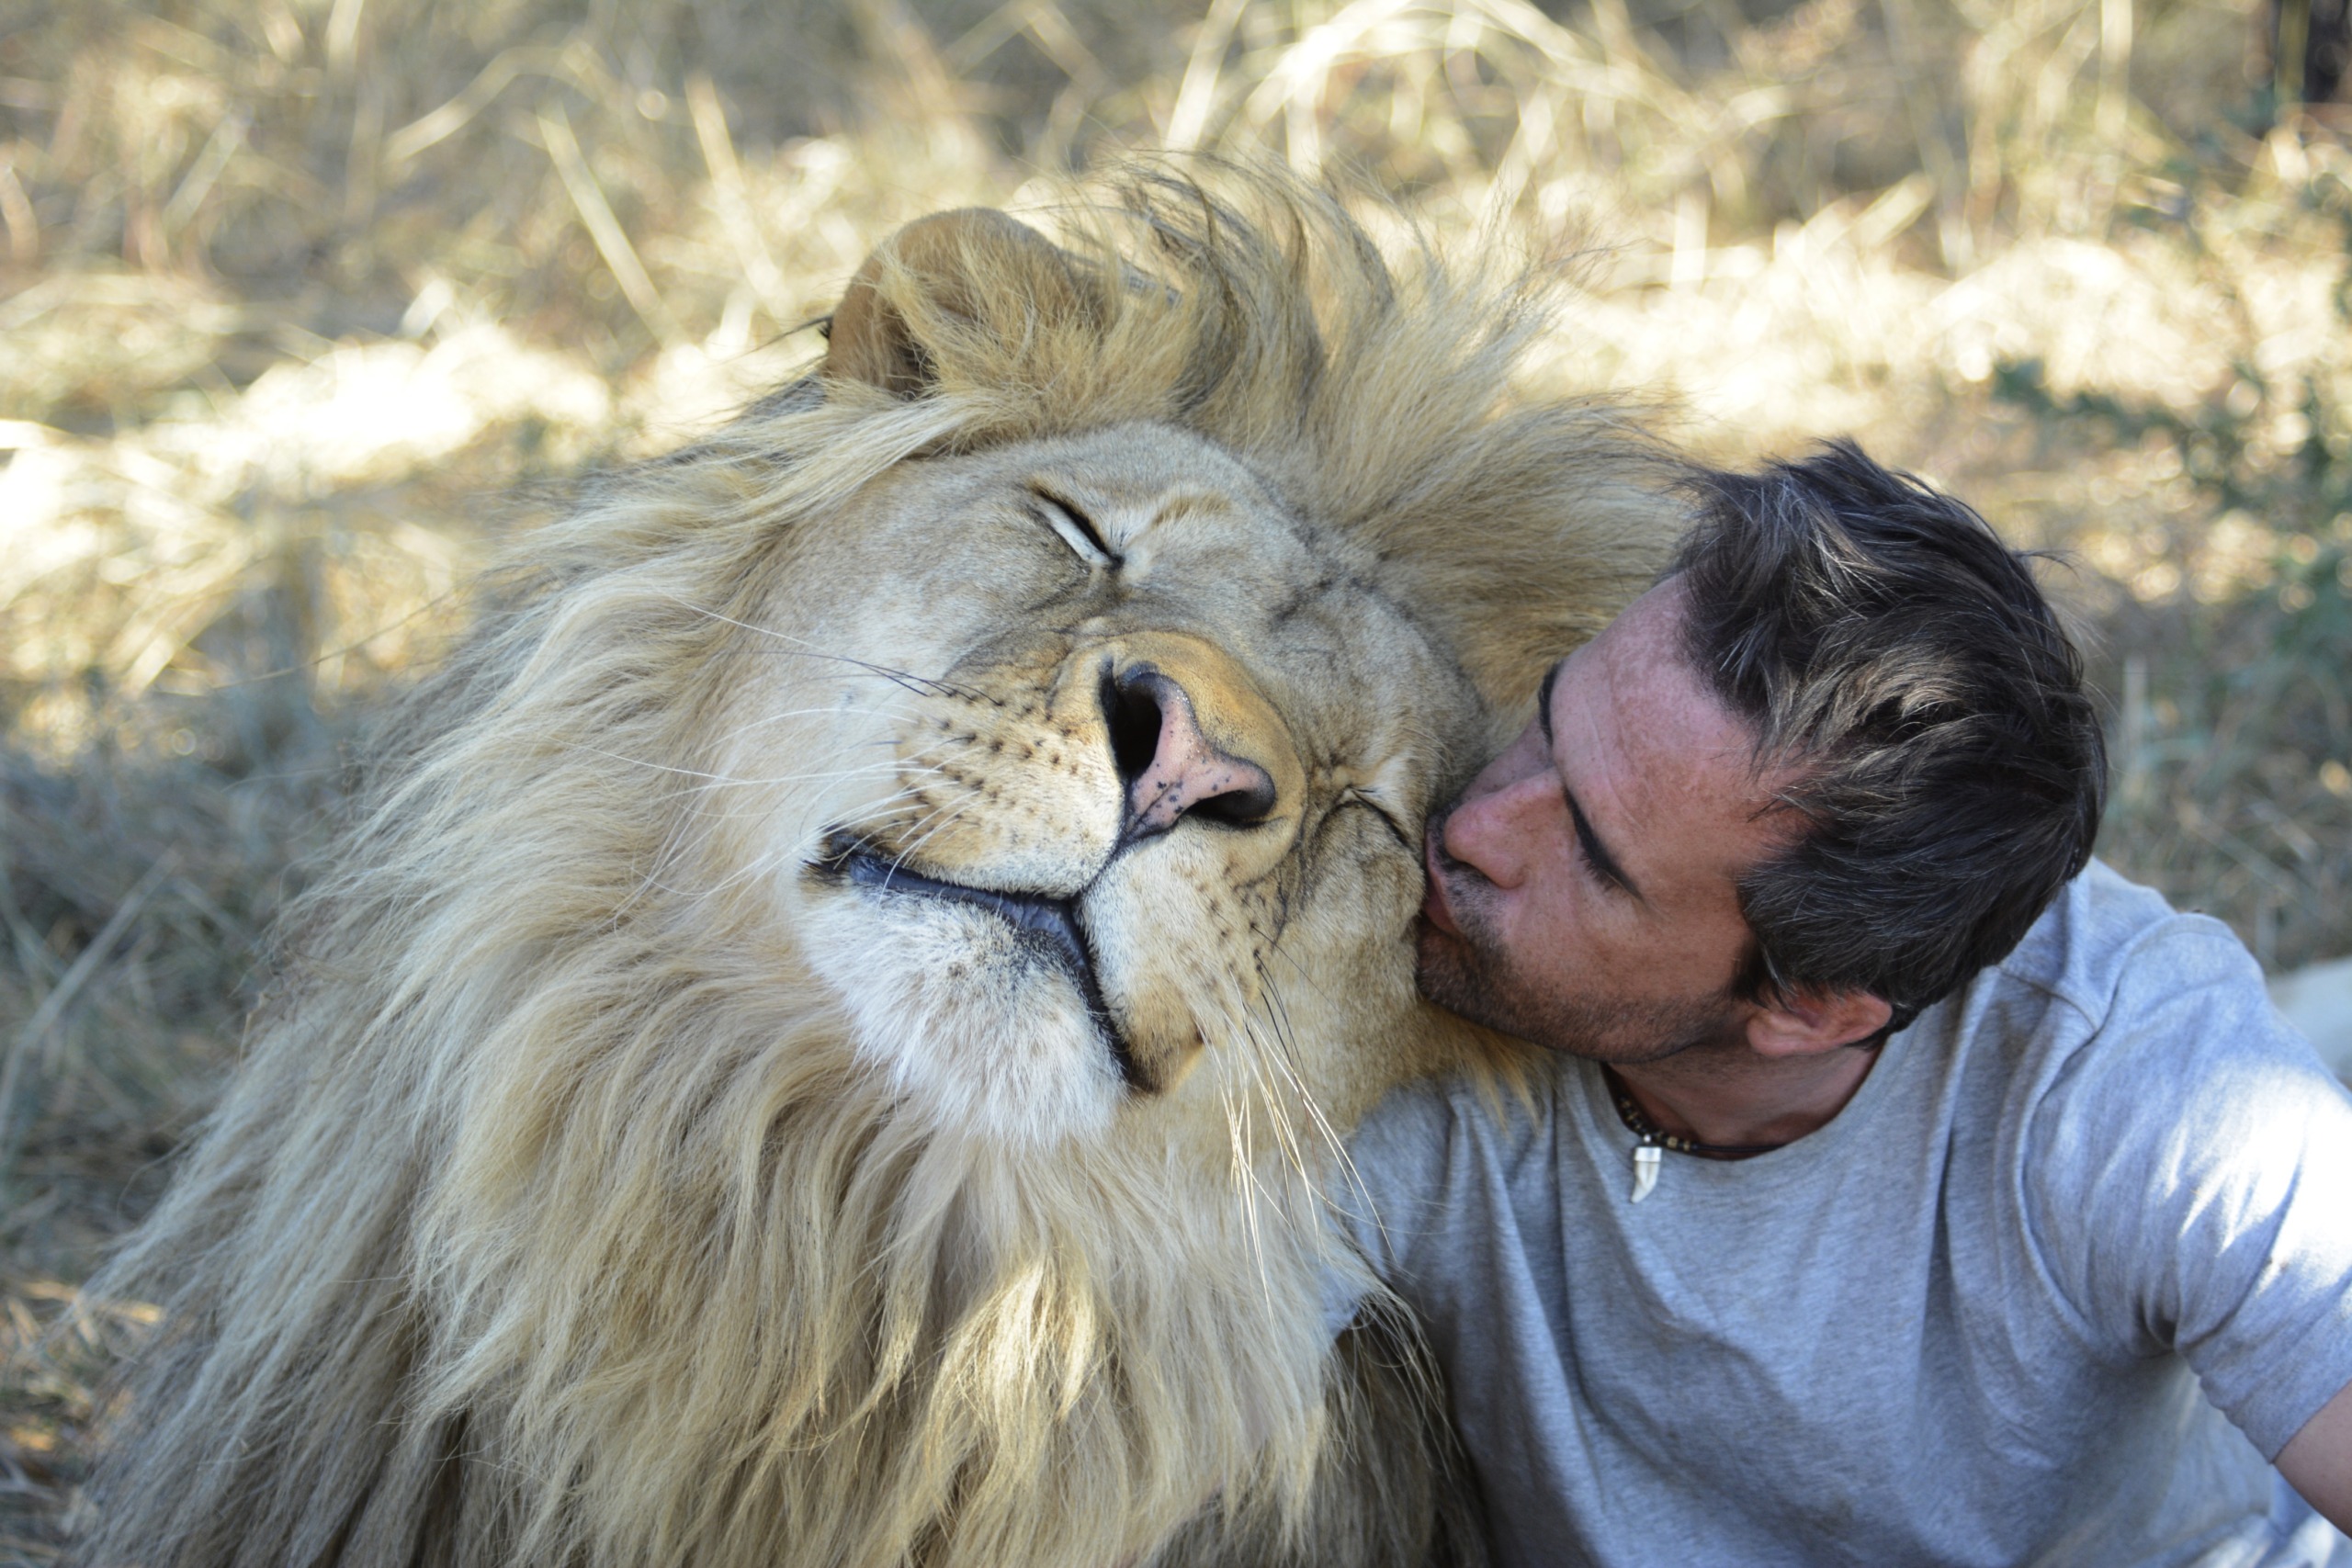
[1559,587,1792,874]
[1586,589,1751,761]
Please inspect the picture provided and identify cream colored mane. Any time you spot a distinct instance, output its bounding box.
[74,168,1679,1568]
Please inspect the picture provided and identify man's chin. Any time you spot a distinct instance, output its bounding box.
[1414,920,1733,1064]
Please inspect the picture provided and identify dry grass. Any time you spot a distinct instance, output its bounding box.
[3,0,2350,1556]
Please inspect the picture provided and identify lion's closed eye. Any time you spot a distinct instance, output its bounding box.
[1337,785,1416,852]
[1029,485,1120,569]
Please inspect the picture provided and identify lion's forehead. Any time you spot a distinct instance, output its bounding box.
[794,424,1452,755]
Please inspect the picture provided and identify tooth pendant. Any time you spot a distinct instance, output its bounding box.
[1631,1143,1662,1203]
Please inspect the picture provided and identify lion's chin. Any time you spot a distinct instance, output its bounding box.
[804,883,1128,1147]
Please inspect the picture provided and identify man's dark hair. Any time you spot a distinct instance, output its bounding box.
[1673,439,2107,1038]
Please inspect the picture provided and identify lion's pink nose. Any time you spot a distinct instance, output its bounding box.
[1102,666,1279,841]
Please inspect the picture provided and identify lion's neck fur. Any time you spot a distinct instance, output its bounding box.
[88,900,1384,1568]
[415,967,1363,1567]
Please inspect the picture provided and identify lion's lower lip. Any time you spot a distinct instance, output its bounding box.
[818,841,1145,1089]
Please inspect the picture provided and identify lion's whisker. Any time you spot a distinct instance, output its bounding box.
[1218,1081,1283,1307]
[554,739,941,791]
[1235,1010,1315,1197]
[665,599,989,702]
[689,770,952,819]
[877,802,972,871]
[1250,992,1353,1209]
[710,701,927,732]
[635,773,955,911]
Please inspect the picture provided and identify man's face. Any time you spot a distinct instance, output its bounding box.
[1418,581,1792,1062]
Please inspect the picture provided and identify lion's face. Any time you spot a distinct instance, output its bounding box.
[725,423,1476,1146]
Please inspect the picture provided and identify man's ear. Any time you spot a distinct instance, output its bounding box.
[1744,987,1894,1056]
[821,207,1091,398]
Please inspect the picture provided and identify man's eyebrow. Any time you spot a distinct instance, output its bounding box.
[1535,657,1644,901]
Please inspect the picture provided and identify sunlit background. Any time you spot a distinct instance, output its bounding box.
[2,0,2349,1550]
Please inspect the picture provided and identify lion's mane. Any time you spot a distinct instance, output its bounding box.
[73,169,1676,1568]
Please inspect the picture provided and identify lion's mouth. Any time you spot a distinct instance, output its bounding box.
[813,838,1144,1089]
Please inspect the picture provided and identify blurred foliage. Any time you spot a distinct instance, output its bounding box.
[2,0,2350,1555]
[1992,165,2352,971]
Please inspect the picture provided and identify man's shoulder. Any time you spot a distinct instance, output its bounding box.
[1976,858,2262,1040]
[1973,869,2352,1463]
[1958,861,2347,1243]
[1898,859,2335,1208]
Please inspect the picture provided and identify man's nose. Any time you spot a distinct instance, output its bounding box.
[1102,665,1279,841]
[1439,771,1549,889]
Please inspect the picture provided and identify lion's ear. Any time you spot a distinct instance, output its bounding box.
[822,208,1093,399]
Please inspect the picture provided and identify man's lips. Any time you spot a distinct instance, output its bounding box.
[1421,826,1464,938]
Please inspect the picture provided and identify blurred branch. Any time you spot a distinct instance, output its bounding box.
[385,49,561,165]
[0,861,58,988]
[1167,0,1250,152]
[942,0,1034,73]
[0,853,176,1194]
[2276,0,2311,106]
[325,0,368,78]
[0,155,36,265]
[537,101,686,350]
[1023,1,1112,168]
[848,0,973,129]
[344,54,385,228]
[159,109,247,243]
[686,74,791,326]
[1487,80,1556,220]
[1878,0,1974,269]
[2096,0,2132,147]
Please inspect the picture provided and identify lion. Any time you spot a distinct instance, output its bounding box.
[71,170,1679,1568]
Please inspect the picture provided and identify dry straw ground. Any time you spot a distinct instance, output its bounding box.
[3,0,2350,1556]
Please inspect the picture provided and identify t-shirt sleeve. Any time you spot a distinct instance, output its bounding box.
[2027,919,2352,1459]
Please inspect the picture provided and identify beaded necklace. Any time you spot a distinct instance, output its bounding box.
[1602,1066,1787,1202]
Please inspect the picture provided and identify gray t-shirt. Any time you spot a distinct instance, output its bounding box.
[1343,862,2352,1567]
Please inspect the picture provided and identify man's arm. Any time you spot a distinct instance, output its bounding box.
[2278,1376,2352,1533]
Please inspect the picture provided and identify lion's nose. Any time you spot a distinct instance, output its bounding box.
[1102,665,1279,840]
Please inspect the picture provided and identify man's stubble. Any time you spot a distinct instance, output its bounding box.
[1415,803,1739,1066]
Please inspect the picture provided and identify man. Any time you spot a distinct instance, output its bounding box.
[1349,440,2352,1565]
